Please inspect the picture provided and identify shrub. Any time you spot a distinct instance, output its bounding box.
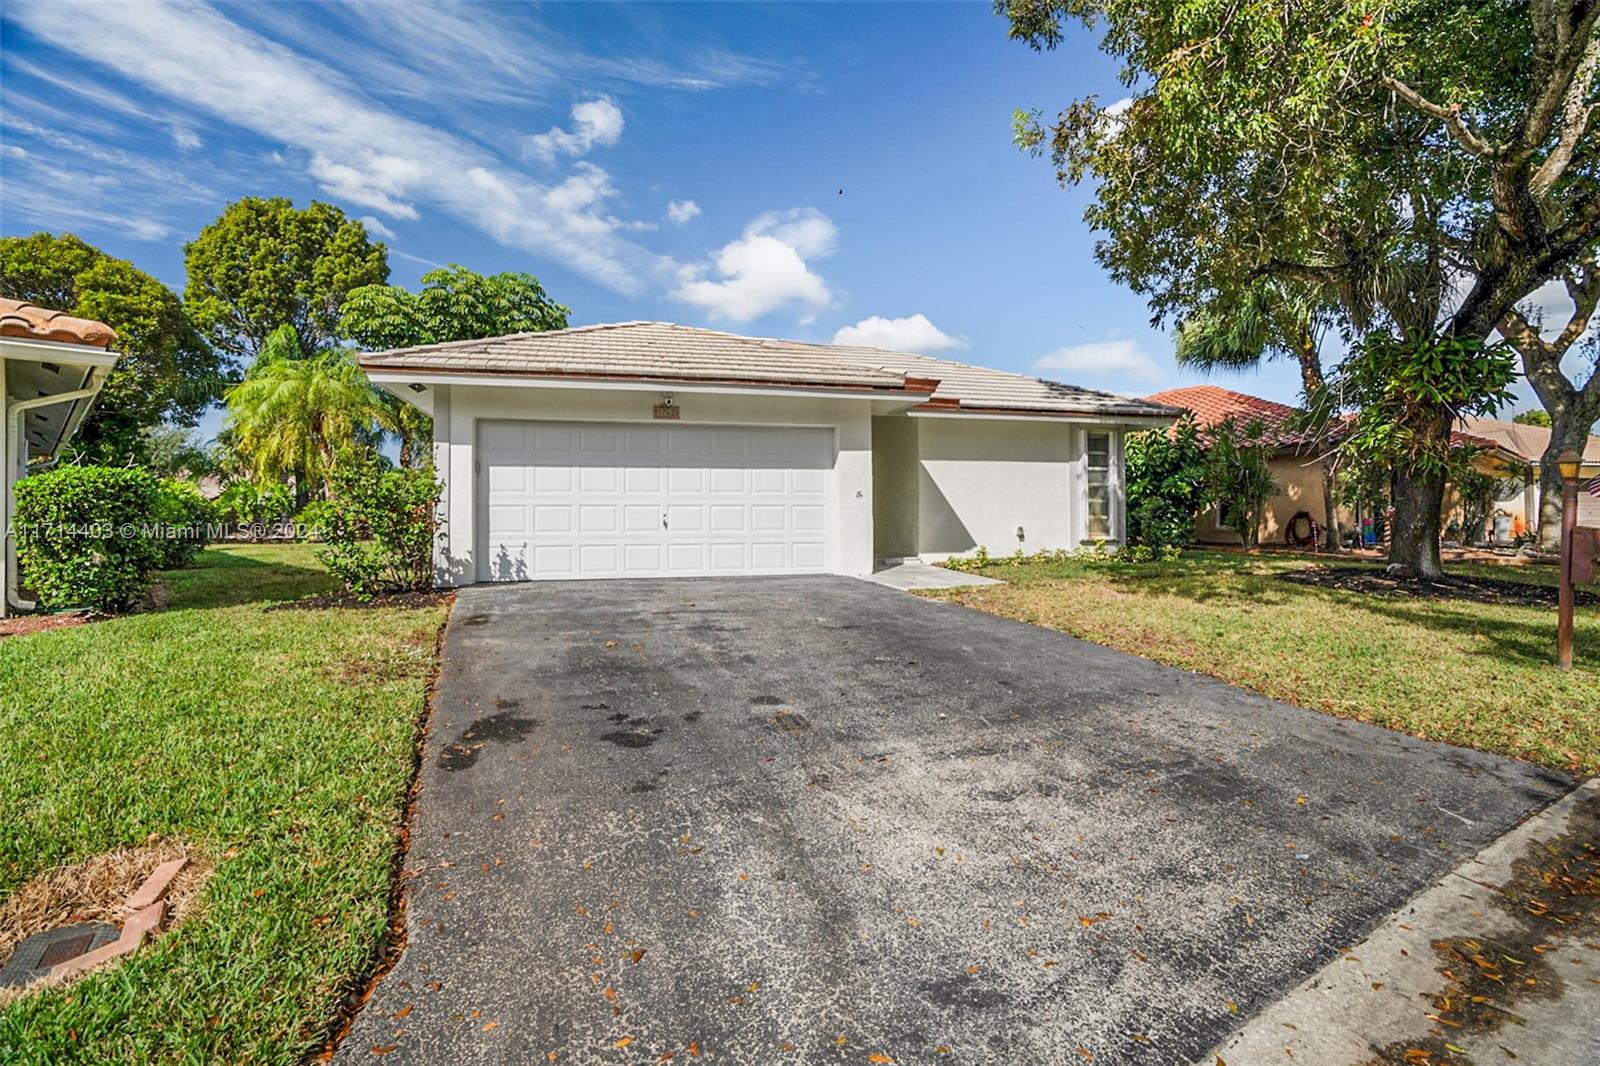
[1125,414,1211,548]
[151,478,217,569]
[11,465,164,611]
[318,461,441,596]
[294,499,337,542]
[217,479,293,538]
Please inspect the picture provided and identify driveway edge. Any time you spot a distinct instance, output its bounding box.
[1203,777,1600,1065]
[311,593,456,1063]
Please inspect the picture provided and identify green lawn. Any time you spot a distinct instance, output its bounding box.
[0,543,447,1063]
[930,551,1600,776]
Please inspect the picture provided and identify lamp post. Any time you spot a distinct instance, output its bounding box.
[1557,448,1582,671]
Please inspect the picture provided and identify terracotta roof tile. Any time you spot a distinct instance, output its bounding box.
[1143,385,1329,448]
[358,321,1180,419]
[0,298,117,349]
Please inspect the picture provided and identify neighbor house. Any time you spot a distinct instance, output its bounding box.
[1455,415,1600,536]
[1145,385,1350,546]
[1,298,119,617]
[1148,384,1527,547]
[357,322,1180,584]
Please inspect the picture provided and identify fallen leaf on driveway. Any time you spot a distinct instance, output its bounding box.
[393,1005,413,1020]
[868,1055,894,1064]
[369,1046,398,1056]
[614,1036,634,1048]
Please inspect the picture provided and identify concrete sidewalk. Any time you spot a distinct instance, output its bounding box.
[1207,778,1600,1065]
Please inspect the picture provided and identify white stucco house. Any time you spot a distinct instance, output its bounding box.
[357,322,1179,585]
[1,298,120,617]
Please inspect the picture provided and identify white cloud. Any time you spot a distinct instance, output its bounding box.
[1033,338,1162,380]
[673,208,836,322]
[8,1,658,293]
[665,199,701,224]
[358,214,397,241]
[170,126,201,150]
[525,96,624,163]
[1104,95,1134,117]
[831,314,966,353]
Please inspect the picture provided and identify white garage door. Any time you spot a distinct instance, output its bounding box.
[477,420,834,580]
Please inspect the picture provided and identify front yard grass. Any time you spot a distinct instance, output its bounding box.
[0,542,447,1063]
[930,551,1600,776]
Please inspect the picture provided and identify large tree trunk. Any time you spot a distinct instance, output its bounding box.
[1389,465,1447,577]
[1538,406,1596,551]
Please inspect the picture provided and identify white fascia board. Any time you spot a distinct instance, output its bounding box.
[906,409,1176,428]
[0,337,119,368]
[373,379,434,415]
[361,370,897,405]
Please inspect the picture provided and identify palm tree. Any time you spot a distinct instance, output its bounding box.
[1174,281,1344,550]
[223,325,390,503]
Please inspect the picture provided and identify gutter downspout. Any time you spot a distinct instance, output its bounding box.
[4,375,105,614]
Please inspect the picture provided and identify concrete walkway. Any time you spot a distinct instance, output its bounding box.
[1207,777,1600,1065]
[860,560,1002,590]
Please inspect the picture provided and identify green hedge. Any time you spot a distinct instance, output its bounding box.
[12,466,165,611]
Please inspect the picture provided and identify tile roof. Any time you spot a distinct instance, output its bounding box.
[1457,415,1600,465]
[1143,385,1328,449]
[0,298,117,349]
[357,321,1180,419]
[1148,385,1536,462]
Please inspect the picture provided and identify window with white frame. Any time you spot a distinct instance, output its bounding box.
[1085,431,1113,539]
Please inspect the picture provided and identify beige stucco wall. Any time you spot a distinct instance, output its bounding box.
[914,415,1112,558]
[871,416,920,559]
[1196,454,1336,545]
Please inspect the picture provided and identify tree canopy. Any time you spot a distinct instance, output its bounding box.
[0,232,221,464]
[338,264,570,351]
[340,264,571,466]
[1005,0,1599,572]
[184,197,389,360]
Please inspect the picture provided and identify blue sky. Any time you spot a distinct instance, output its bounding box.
[0,1,1556,441]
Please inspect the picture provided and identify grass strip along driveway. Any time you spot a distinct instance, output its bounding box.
[0,543,446,1063]
[931,551,1600,776]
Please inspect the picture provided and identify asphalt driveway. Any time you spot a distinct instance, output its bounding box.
[340,576,1570,1065]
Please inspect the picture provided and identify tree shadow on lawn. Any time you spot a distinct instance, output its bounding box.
[1092,565,1600,673]
[156,545,338,611]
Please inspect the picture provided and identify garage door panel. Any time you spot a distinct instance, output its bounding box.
[479,420,833,581]
[533,467,573,493]
[578,543,619,574]
[533,424,574,452]
[750,505,787,532]
[623,505,660,533]
[578,505,618,533]
[709,505,747,533]
[666,542,705,572]
[487,465,527,492]
[665,504,704,532]
[482,422,527,452]
[792,542,827,569]
[623,466,662,493]
[488,505,530,535]
[580,425,620,453]
[750,542,788,569]
[667,429,704,455]
[750,468,787,494]
[531,505,571,534]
